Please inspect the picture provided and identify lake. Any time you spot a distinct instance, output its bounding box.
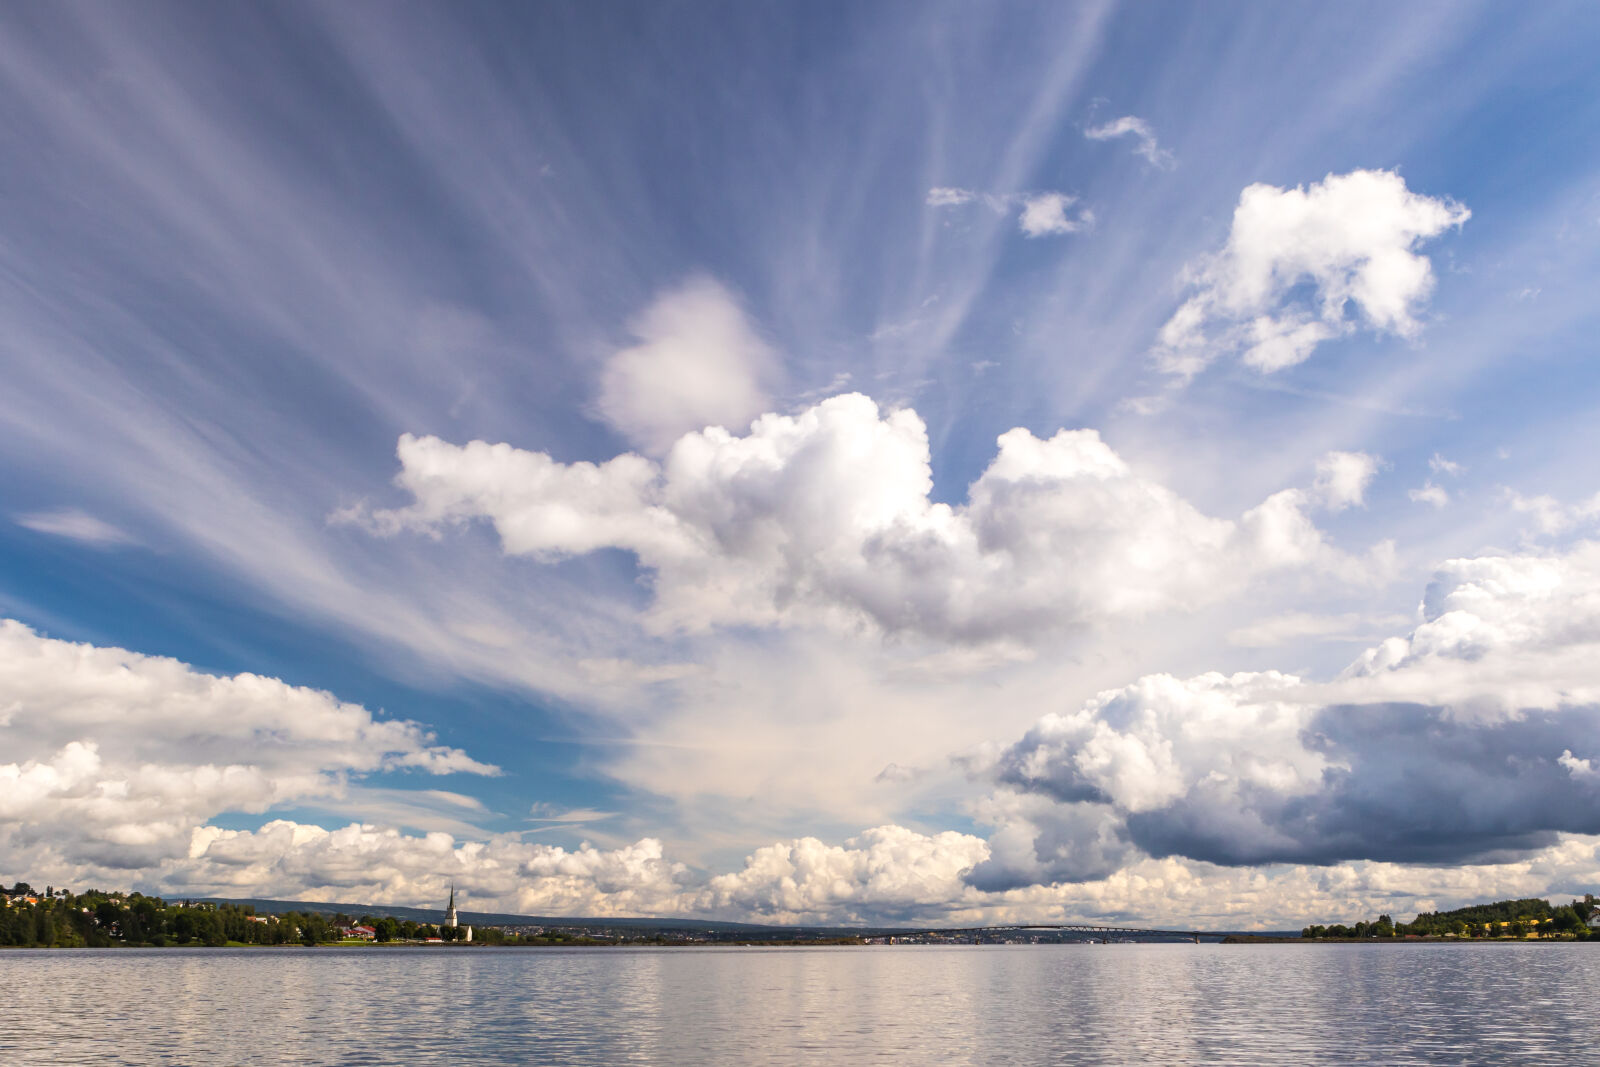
[2,943,1596,1064]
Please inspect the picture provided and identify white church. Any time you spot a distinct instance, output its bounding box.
[445,886,473,942]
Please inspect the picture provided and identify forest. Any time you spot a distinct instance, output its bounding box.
[1301,896,1598,940]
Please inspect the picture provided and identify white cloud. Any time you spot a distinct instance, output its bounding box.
[1017,193,1094,237]
[1312,450,1381,511]
[528,803,616,824]
[1507,492,1570,535]
[1429,453,1465,477]
[594,277,781,455]
[926,187,1092,237]
[0,620,494,871]
[362,394,1385,644]
[1560,750,1599,782]
[15,508,135,546]
[1505,489,1600,537]
[164,821,695,917]
[1410,482,1449,508]
[1083,115,1173,168]
[925,186,976,207]
[1154,169,1469,379]
[699,825,990,923]
[1337,543,1600,714]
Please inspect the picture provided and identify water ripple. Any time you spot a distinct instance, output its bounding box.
[1,943,1597,1064]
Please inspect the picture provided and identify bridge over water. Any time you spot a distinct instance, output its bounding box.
[897,923,1211,944]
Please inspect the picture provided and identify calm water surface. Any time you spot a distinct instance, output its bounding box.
[1,943,1596,1064]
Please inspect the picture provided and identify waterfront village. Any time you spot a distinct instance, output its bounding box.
[7,879,1600,948]
[0,881,489,948]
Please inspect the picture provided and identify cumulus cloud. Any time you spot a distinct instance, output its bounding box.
[164,821,695,917]
[1338,544,1600,714]
[1154,169,1469,379]
[43,814,987,926]
[1017,193,1095,237]
[1312,450,1381,511]
[976,541,1600,886]
[699,825,990,924]
[593,277,781,455]
[360,394,1386,644]
[15,508,135,546]
[0,620,495,871]
[1559,750,1599,782]
[29,812,1600,930]
[1410,482,1449,508]
[1410,455,1462,507]
[1083,115,1173,168]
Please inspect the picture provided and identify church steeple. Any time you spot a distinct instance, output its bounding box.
[446,885,459,929]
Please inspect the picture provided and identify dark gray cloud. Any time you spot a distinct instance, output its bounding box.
[982,701,1600,885]
[1165,702,1600,866]
[965,801,1131,891]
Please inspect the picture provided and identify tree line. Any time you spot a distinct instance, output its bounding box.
[1301,895,1597,940]
[0,882,480,948]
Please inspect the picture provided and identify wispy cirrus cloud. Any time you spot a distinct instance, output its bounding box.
[1083,114,1173,168]
[15,509,135,547]
[1504,488,1600,537]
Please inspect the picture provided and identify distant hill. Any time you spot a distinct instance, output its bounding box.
[193,897,1269,939]
[195,897,788,933]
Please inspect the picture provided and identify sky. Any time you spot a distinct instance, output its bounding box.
[4,0,1600,930]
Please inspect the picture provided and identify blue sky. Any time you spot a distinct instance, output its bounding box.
[5,1,1600,926]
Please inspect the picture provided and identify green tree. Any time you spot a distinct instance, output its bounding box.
[95,901,124,935]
